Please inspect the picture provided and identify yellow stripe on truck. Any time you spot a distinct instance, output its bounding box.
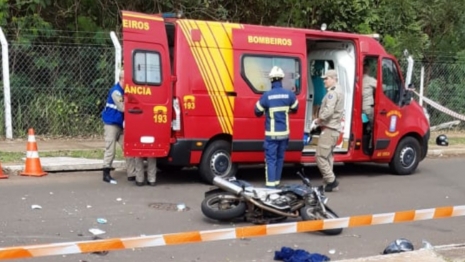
[178,20,228,134]
[178,19,242,135]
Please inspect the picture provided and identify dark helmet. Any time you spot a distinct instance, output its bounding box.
[436,134,449,146]
[383,238,414,254]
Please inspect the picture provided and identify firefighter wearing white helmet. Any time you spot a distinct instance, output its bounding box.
[255,66,299,188]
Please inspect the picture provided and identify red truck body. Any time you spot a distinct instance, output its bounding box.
[121,11,430,183]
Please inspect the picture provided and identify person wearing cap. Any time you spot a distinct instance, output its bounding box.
[101,70,136,184]
[255,66,299,188]
[314,69,345,192]
[362,59,377,125]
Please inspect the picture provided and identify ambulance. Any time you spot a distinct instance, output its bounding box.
[121,10,430,183]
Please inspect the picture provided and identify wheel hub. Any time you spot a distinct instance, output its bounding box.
[210,152,231,177]
[400,146,416,168]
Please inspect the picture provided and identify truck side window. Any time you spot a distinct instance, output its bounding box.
[381,58,402,104]
[133,51,162,86]
[241,55,301,94]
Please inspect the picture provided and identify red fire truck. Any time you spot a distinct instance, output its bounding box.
[121,10,430,183]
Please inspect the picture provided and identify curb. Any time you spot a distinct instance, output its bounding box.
[427,148,465,157]
[2,157,126,176]
[333,243,465,262]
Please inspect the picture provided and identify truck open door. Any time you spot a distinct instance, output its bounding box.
[230,28,306,163]
[372,56,405,160]
[122,11,172,157]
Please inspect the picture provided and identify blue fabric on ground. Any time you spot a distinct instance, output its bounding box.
[274,246,331,262]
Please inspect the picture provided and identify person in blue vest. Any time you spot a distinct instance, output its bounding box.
[101,70,136,184]
[255,66,299,188]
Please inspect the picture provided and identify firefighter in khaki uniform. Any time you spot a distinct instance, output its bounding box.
[315,69,345,192]
[101,70,136,184]
[255,66,299,188]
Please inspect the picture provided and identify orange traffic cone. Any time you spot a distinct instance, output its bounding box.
[21,128,47,177]
[0,161,8,179]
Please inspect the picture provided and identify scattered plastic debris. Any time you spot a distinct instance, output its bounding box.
[31,205,42,210]
[110,180,117,185]
[274,247,330,262]
[177,203,186,211]
[49,192,53,195]
[97,218,108,224]
[86,205,92,209]
[421,240,434,250]
[383,238,414,254]
[329,249,336,255]
[116,198,122,202]
[88,228,106,235]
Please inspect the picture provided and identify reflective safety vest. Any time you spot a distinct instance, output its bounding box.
[101,83,124,128]
[254,81,298,139]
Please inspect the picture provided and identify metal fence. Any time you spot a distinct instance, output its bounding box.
[1,34,464,139]
[406,60,465,129]
[0,41,115,138]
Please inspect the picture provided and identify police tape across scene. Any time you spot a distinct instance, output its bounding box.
[0,205,464,260]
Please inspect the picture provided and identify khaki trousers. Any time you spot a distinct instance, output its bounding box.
[102,124,135,178]
[316,128,339,184]
[134,158,157,183]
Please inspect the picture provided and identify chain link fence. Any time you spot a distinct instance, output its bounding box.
[405,60,465,130]
[1,35,465,138]
[0,41,115,138]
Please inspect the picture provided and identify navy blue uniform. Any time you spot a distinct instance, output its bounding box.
[255,81,298,187]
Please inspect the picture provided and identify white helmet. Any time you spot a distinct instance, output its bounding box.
[269,66,285,79]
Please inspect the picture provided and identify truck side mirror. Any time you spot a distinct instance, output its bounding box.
[401,84,414,106]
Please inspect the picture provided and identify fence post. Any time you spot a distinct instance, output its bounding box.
[110,31,122,84]
[0,27,13,139]
[419,66,424,106]
[405,56,414,88]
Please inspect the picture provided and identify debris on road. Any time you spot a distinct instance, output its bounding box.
[88,228,105,235]
[383,238,414,254]
[274,247,330,262]
[31,205,42,210]
[97,218,108,224]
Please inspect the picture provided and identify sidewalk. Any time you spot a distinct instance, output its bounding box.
[0,139,125,174]
[1,138,465,175]
[334,243,465,262]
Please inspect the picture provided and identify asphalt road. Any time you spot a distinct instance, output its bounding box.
[1,158,465,262]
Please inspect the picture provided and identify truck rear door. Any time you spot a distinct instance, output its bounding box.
[122,11,172,157]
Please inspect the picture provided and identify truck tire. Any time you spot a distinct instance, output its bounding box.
[199,140,238,184]
[389,136,421,175]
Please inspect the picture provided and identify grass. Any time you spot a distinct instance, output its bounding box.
[1,134,464,164]
[0,148,124,164]
[429,132,465,146]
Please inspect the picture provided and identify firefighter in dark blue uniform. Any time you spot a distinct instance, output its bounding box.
[255,66,299,188]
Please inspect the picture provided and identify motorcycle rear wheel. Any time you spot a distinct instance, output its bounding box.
[201,192,247,221]
[300,205,343,235]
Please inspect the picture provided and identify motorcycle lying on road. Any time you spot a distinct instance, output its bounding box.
[201,168,343,235]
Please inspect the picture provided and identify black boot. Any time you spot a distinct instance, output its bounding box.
[103,168,116,184]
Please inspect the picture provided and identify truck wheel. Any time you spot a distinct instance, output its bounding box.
[389,136,421,175]
[199,140,238,184]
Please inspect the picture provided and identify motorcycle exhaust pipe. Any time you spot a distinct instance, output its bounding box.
[213,176,244,195]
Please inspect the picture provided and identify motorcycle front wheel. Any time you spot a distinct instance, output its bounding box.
[300,205,343,236]
[201,192,247,221]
